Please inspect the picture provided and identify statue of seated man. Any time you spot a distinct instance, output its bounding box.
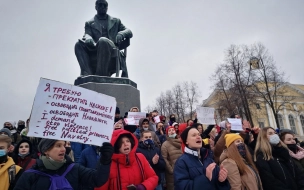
[75,0,133,78]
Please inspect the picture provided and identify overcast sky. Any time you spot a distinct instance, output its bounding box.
[0,0,303,124]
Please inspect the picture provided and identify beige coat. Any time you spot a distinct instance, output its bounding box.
[220,151,263,190]
[161,137,182,190]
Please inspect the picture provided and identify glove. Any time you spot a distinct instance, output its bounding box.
[136,184,146,190]
[116,34,124,44]
[100,142,114,165]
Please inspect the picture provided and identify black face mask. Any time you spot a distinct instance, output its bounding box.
[287,144,298,153]
[17,125,25,131]
[170,117,176,122]
[65,147,72,155]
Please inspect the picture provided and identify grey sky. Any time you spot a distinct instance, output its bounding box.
[0,0,303,123]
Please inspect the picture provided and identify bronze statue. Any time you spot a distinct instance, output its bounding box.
[75,0,133,78]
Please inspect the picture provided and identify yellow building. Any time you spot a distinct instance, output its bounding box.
[203,83,304,136]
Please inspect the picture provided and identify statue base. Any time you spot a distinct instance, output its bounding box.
[74,76,140,115]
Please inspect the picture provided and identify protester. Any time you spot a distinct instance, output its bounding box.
[79,145,101,190]
[172,122,179,135]
[168,114,176,126]
[254,127,304,190]
[16,120,25,135]
[114,107,123,123]
[114,120,124,130]
[0,135,23,190]
[3,121,21,145]
[186,119,194,127]
[136,130,166,190]
[220,134,262,190]
[280,131,304,173]
[155,122,166,145]
[96,129,158,190]
[130,107,140,112]
[174,126,230,190]
[71,142,89,163]
[133,118,161,147]
[14,139,112,189]
[13,139,36,171]
[161,126,182,190]
[214,121,232,163]
[65,141,74,162]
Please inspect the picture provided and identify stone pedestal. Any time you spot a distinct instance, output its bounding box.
[74,76,140,115]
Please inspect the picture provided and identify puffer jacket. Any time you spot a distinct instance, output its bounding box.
[96,129,158,190]
[161,137,183,190]
[174,147,230,190]
[220,151,263,190]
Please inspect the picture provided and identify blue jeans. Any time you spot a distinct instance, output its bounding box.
[155,184,162,190]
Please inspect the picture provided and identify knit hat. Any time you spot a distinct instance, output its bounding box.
[38,139,58,155]
[180,126,198,146]
[166,126,175,135]
[115,107,120,114]
[0,128,12,136]
[225,134,243,147]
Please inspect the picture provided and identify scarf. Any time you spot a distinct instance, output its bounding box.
[289,145,304,160]
[40,155,66,170]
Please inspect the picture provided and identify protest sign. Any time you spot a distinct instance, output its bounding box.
[128,112,146,125]
[154,116,161,123]
[124,117,136,125]
[227,118,243,131]
[28,78,116,146]
[196,106,215,125]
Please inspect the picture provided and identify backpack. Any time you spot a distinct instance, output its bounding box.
[25,163,75,190]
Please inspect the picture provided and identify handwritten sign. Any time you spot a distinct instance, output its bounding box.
[128,112,146,125]
[28,78,116,146]
[124,117,136,125]
[227,118,243,131]
[196,107,215,125]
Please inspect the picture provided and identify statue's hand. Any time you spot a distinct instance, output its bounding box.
[116,34,124,44]
[84,38,95,46]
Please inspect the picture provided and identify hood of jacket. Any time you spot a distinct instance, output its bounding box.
[14,139,33,156]
[111,129,139,166]
[138,118,150,130]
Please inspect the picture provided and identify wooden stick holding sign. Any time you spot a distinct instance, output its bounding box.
[28,78,116,146]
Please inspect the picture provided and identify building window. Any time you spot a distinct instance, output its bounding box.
[300,115,304,134]
[258,122,265,128]
[278,114,284,129]
[256,104,261,109]
[289,115,297,134]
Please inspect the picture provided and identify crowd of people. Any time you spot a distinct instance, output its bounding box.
[1,108,304,190]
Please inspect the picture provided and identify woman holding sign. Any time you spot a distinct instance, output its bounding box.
[14,139,113,190]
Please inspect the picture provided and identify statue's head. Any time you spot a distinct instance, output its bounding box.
[95,0,108,15]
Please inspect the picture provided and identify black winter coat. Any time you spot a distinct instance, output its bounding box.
[136,141,166,184]
[255,146,304,190]
[13,156,111,190]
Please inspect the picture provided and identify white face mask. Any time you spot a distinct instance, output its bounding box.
[269,134,280,145]
[169,134,177,138]
[143,127,149,131]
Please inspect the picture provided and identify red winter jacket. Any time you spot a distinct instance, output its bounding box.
[95,129,158,190]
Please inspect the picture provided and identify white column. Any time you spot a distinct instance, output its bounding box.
[294,104,304,135]
[266,104,275,128]
[283,108,291,129]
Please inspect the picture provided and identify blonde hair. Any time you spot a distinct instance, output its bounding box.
[0,135,12,148]
[254,127,287,161]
